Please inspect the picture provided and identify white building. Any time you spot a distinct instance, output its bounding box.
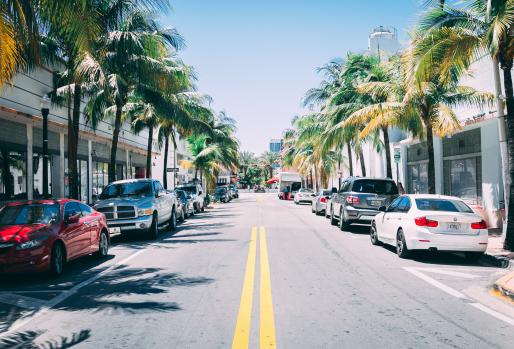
[368,26,400,61]
[152,133,194,189]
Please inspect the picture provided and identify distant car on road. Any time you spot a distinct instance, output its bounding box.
[0,199,109,276]
[254,186,266,193]
[330,177,398,230]
[371,194,488,260]
[94,179,178,239]
[176,183,205,213]
[294,188,314,204]
[229,184,239,199]
[214,186,231,203]
[311,189,332,215]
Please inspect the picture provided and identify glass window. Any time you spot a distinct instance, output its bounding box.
[64,202,81,220]
[0,150,27,201]
[79,203,92,216]
[415,198,474,213]
[408,163,428,194]
[0,203,60,225]
[387,197,403,212]
[154,181,164,193]
[352,180,398,195]
[99,181,153,199]
[444,157,482,205]
[397,197,411,213]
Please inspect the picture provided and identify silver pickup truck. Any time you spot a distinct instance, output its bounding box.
[93,179,178,239]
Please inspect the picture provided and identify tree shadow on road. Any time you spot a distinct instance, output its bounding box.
[55,267,214,315]
[0,329,90,349]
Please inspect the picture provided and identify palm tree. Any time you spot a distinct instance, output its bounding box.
[259,151,280,181]
[80,9,184,183]
[238,151,255,186]
[415,0,514,249]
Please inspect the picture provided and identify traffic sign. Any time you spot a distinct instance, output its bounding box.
[394,148,401,163]
[167,168,179,172]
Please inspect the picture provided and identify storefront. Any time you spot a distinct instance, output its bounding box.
[406,142,429,194]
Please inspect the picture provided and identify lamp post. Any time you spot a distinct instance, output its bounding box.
[40,94,50,198]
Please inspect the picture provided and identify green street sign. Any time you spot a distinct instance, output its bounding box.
[394,148,401,163]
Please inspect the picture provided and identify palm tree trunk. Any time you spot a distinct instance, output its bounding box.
[108,102,122,183]
[382,126,392,178]
[309,168,313,189]
[358,149,366,177]
[338,145,343,188]
[163,135,169,189]
[500,58,514,250]
[346,142,354,176]
[194,168,198,180]
[425,121,436,194]
[313,166,319,192]
[145,124,153,178]
[68,84,81,200]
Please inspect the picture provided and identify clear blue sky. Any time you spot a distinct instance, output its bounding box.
[161,0,423,154]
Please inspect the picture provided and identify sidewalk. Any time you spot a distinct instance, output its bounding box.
[484,233,514,269]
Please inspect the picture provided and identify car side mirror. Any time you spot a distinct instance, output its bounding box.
[66,214,80,224]
[331,187,337,194]
[379,206,387,212]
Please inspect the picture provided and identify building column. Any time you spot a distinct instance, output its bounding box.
[88,140,93,203]
[59,132,65,198]
[433,136,444,194]
[26,124,33,200]
[126,148,130,179]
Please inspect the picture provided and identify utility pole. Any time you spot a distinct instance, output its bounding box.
[40,95,50,198]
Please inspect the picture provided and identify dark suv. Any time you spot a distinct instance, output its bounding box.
[330,177,399,230]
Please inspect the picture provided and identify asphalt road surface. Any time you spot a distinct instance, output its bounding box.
[1,192,514,348]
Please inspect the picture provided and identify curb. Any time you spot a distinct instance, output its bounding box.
[481,253,514,269]
[494,270,514,301]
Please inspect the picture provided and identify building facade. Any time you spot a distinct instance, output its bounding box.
[0,67,154,205]
[152,133,195,189]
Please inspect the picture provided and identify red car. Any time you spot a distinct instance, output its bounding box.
[0,199,109,276]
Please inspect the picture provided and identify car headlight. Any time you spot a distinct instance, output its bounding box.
[16,236,48,250]
[137,208,153,217]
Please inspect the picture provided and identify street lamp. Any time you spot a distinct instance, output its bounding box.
[40,94,50,198]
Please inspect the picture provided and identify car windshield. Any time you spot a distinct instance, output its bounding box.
[216,187,227,194]
[99,182,153,199]
[177,186,196,194]
[175,190,187,200]
[299,188,313,193]
[291,182,301,192]
[0,204,60,225]
[352,180,398,195]
[415,198,474,213]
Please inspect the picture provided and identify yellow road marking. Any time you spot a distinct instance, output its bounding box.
[259,227,276,348]
[232,227,258,349]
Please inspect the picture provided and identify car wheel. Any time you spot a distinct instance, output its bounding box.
[339,208,350,231]
[370,223,382,246]
[464,252,483,262]
[50,242,65,277]
[330,207,338,226]
[311,206,315,213]
[169,209,177,231]
[148,213,159,240]
[396,229,410,258]
[95,231,109,258]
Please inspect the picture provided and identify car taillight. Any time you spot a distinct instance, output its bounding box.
[414,217,439,227]
[346,195,359,205]
[320,197,326,203]
[471,220,487,229]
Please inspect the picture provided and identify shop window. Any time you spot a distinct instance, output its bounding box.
[0,149,27,201]
[444,157,482,205]
[92,161,109,200]
[407,163,428,194]
[116,163,125,181]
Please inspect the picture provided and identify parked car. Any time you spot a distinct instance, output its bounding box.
[176,183,205,213]
[330,177,399,230]
[0,199,109,276]
[311,189,332,215]
[229,184,239,199]
[94,179,178,239]
[370,194,488,260]
[214,186,231,203]
[254,186,266,193]
[294,188,314,204]
[175,189,194,220]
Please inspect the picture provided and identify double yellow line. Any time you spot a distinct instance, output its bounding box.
[232,226,276,349]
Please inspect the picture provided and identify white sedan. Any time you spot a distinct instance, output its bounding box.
[294,188,314,204]
[370,194,488,260]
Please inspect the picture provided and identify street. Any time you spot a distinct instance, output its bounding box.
[1,192,514,348]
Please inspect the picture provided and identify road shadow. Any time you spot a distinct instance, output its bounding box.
[55,266,213,315]
[342,224,370,235]
[0,329,90,349]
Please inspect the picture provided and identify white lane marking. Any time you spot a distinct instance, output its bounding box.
[469,303,514,326]
[0,248,146,338]
[421,268,480,279]
[403,267,469,299]
[0,294,46,310]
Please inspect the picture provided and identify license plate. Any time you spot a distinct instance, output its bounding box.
[370,200,381,206]
[109,227,121,234]
[446,223,461,231]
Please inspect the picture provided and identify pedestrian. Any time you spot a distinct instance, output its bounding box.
[398,182,405,195]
